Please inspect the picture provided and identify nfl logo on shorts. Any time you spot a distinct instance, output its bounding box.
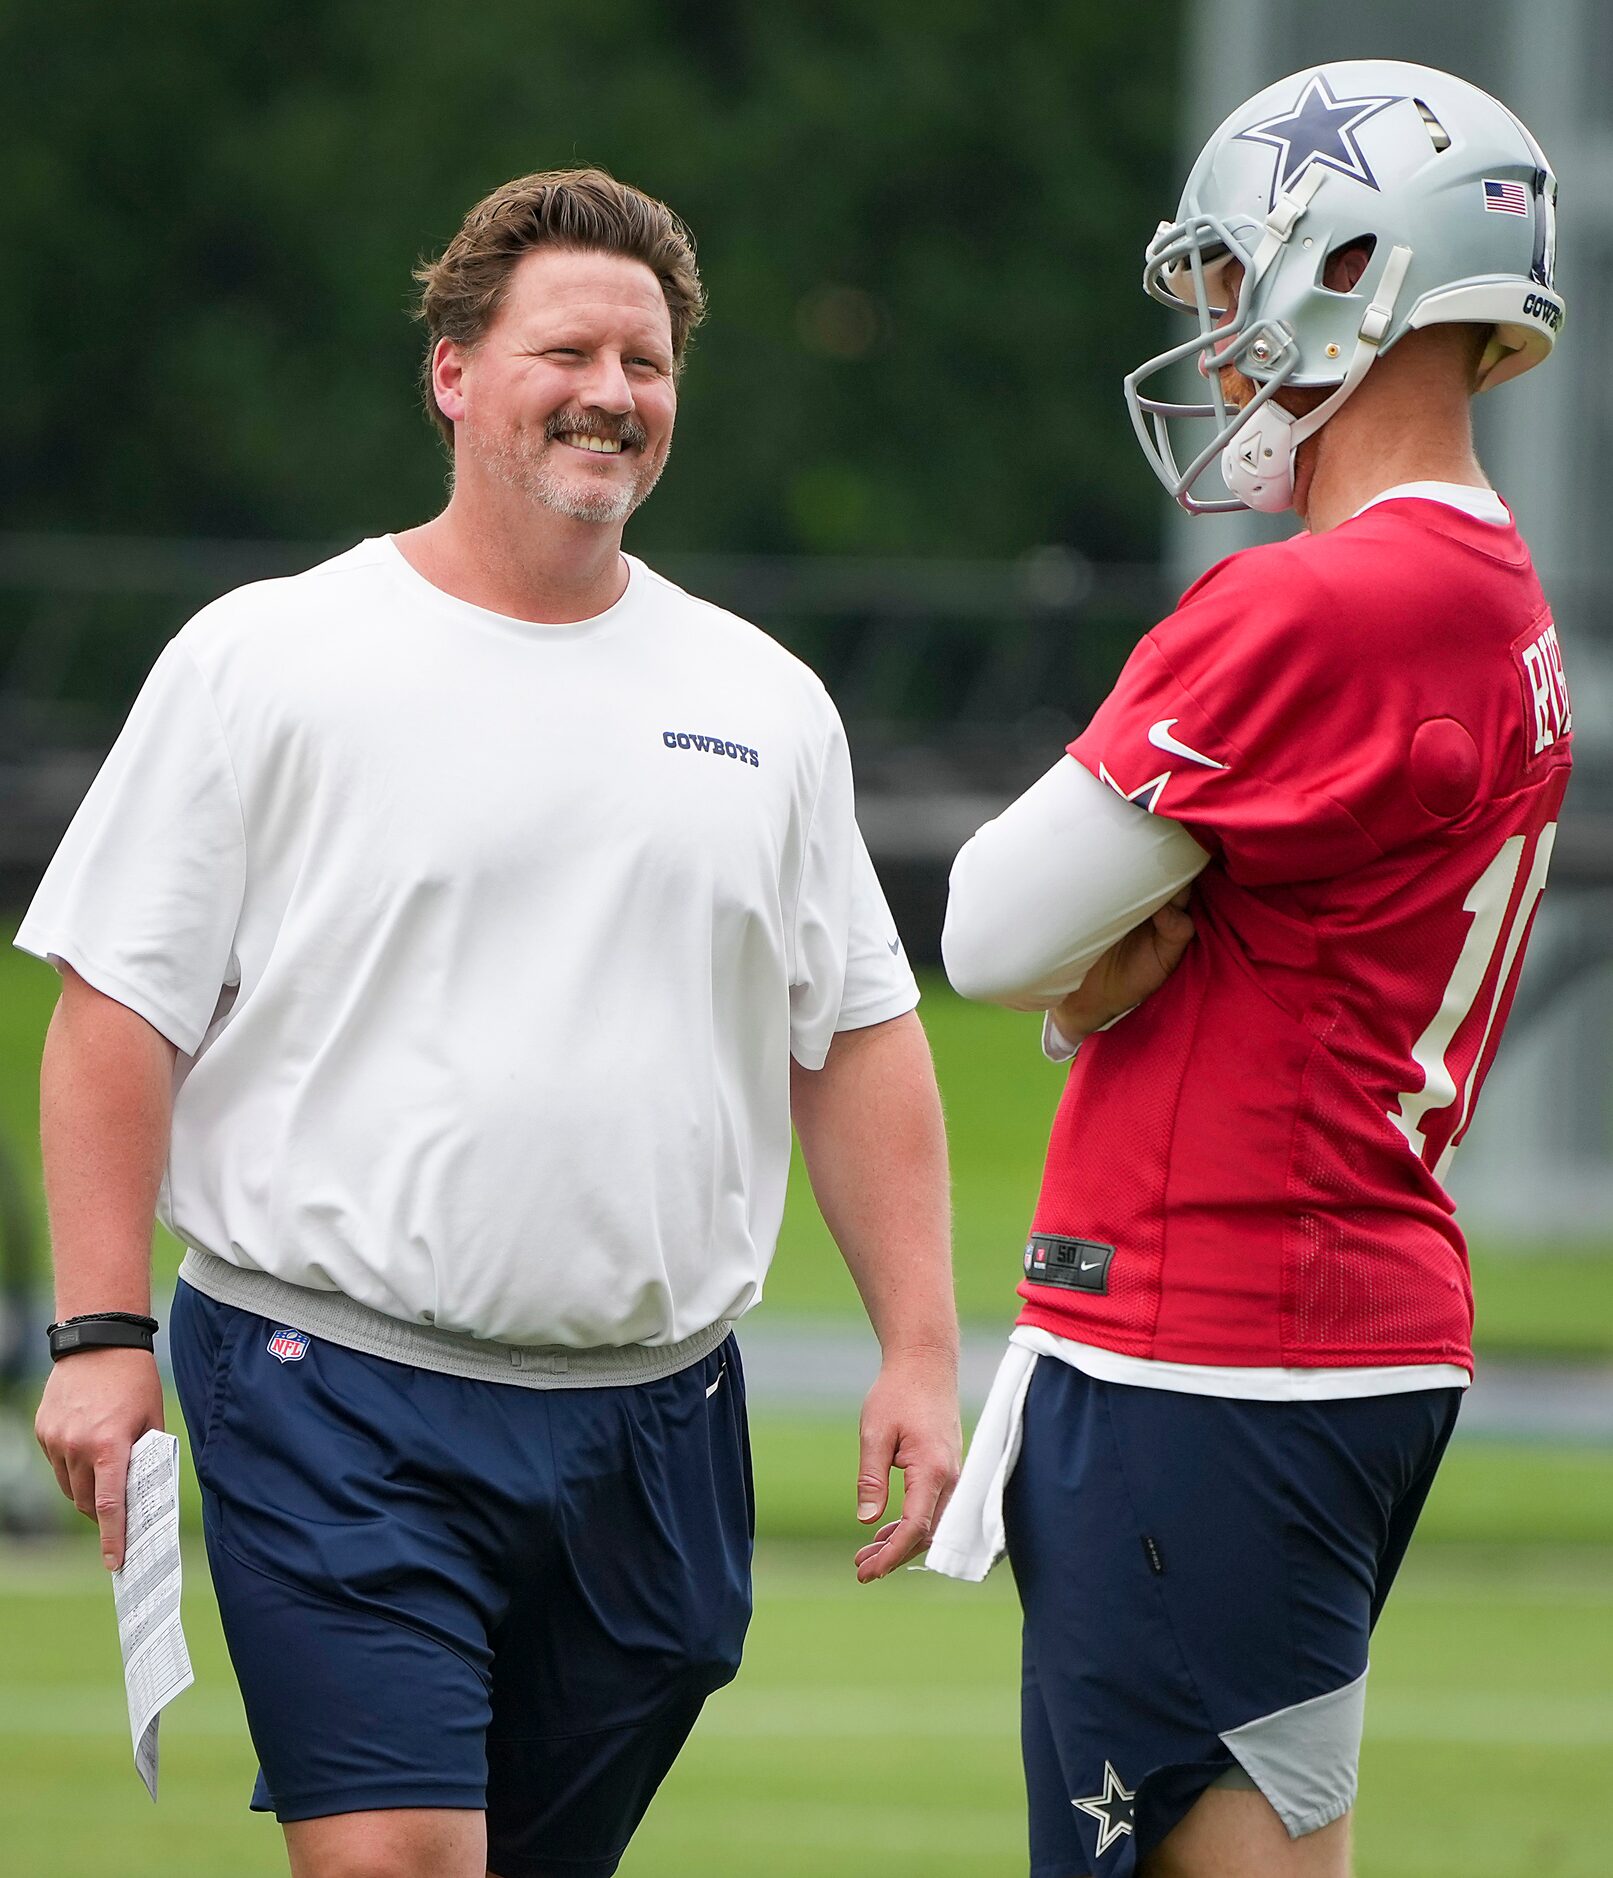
[267,1327,311,1364]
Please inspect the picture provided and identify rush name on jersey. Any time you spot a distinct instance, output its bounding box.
[1022,498,1571,1369]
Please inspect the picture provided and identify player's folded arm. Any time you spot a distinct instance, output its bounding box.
[942,756,1208,1010]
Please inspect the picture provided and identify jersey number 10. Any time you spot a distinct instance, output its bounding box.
[1390,824,1557,1179]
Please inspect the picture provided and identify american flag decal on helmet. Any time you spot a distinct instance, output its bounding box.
[1483,179,1529,216]
[267,1327,311,1364]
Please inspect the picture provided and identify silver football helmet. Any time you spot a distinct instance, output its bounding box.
[1125,61,1563,515]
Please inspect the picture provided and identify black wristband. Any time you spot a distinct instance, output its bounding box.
[46,1311,160,1362]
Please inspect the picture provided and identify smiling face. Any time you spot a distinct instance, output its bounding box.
[434,247,679,529]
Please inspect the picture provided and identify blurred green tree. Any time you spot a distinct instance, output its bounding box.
[2,0,1182,558]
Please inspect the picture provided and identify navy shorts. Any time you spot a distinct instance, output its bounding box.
[171,1280,753,1878]
[1005,1360,1460,1876]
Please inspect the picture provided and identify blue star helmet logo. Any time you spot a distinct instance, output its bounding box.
[1236,74,1405,210]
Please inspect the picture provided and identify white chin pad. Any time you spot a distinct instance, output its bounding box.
[1220,401,1297,513]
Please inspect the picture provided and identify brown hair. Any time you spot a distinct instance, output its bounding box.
[412,167,706,448]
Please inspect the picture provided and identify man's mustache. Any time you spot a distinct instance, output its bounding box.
[544,410,650,451]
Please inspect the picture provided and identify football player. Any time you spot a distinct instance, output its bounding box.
[930,61,1569,1878]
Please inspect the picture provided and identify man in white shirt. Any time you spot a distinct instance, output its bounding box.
[24,168,958,1878]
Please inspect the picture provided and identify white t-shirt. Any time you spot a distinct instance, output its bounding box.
[17,539,918,1348]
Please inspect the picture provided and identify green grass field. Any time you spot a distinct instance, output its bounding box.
[3,1499,1612,1877]
[4,922,1613,1872]
[4,1421,1613,1875]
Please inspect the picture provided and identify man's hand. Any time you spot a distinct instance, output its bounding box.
[789,1011,957,1582]
[1049,888,1196,1047]
[850,1349,961,1584]
[35,1349,165,1569]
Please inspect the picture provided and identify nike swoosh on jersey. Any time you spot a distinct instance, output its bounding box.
[1147,718,1227,770]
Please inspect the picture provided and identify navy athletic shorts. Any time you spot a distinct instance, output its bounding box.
[1004,1359,1460,1877]
[170,1280,754,1878]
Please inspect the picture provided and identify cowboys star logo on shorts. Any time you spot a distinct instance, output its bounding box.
[1073,1760,1136,1858]
[267,1327,311,1364]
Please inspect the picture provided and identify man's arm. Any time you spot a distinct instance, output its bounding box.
[789,1010,959,1583]
[1046,889,1196,1048]
[34,964,176,1568]
[943,756,1208,1011]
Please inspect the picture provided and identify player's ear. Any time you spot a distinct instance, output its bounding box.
[432,337,469,427]
[1322,240,1375,295]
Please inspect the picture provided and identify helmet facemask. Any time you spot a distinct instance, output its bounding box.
[1124,209,1309,515]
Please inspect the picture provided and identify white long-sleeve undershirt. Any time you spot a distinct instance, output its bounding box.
[942,755,1210,1014]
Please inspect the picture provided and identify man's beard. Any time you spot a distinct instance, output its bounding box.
[473,409,666,525]
[1218,362,1256,411]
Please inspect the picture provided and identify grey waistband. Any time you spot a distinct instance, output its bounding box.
[177,1247,731,1390]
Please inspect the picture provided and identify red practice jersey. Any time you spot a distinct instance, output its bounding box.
[1020,497,1571,1370]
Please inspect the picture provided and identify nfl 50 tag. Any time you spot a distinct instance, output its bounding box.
[267,1327,310,1363]
[1024,1234,1115,1294]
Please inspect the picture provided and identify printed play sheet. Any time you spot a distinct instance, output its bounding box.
[111,1429,195,1798]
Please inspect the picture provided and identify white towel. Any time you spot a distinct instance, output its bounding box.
[925,1343,1040,1581]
